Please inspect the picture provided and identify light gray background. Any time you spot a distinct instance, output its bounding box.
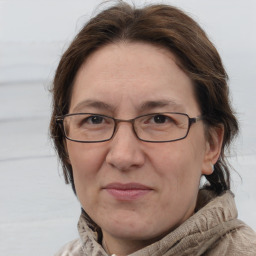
[0,0,255,255]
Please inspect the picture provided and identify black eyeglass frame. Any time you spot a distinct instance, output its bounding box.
[56,112,203,143]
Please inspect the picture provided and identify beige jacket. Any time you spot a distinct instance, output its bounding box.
[55,190,256,256]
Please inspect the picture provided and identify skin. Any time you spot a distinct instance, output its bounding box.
[67,42,223,255]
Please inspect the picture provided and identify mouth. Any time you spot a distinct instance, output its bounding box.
[103,183,153,201]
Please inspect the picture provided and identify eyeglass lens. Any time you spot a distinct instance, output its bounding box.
[62,113,190,142]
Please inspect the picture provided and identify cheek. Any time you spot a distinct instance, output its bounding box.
[149,139,205,189]
[66,142,111,218]
[66,142,107,197]
[67,142,105,173]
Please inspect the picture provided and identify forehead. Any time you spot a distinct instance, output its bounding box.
[70,42,199,116]
[75,42,180,83]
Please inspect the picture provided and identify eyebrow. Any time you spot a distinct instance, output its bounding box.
[71,99,185,114]
[139,99,185,112]
[72,99,115,113]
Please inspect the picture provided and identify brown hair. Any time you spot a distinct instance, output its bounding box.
[50,1,238,196]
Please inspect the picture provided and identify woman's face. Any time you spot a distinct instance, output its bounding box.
[67,42,215,247]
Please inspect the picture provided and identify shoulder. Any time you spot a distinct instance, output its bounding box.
[54,238,83,256]
[206,221,256,256]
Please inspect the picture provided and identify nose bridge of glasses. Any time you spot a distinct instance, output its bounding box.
[113,117,137,137]
[115,117,135,125]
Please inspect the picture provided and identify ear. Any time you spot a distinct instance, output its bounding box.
[202,125,224,175]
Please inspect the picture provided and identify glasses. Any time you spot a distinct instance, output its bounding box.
[56,112,203,143]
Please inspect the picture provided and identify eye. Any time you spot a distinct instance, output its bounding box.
[77,115,107,127]
[140,114,175,126]
[87,115,104,124]
[153,115,170,124]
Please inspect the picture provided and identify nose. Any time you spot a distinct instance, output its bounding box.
[105,122,145,171]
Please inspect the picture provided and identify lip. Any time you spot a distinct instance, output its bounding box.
[103,183,153,201]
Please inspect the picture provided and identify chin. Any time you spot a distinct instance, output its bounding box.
[101,213,171,242]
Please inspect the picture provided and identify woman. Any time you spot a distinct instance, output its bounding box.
[51,1,256,255]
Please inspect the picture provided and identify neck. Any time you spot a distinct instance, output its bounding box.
[102,233,152,256]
